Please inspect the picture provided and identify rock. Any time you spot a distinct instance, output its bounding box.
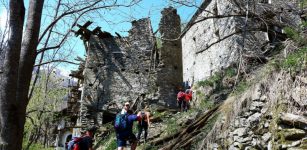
[202,85,214,96]
[262,132,271,143]
[264,122,270,128]
[233,128,248,137]
[229,144,240,150]
[240,136,252,143]
[251,85,262,101]
[267,141,273,150]
[279,113,307,130]
[261,106,268,114]
[259,95,267,102]
[240,118,248,127]
[297,76,307,84]
[281,140,301,149]
[291,87,307,107]
[281,128,306,140]
[250,101,264,112]
[287,148,307,150]
[247,112,261,125]
[251,138,260,146]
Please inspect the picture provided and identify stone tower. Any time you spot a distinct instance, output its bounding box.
[157,7,183,107]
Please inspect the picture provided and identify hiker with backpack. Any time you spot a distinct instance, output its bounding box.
[177,88,186,112]
[67,126,97,150]
[184,86,193,111]
[136,107,151,143]
[115,102,142,150]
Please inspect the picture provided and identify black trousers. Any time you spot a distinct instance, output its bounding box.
[137,122,148,141]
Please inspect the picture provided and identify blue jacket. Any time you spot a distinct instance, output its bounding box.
[116,114,139,138]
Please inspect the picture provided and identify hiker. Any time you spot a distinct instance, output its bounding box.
[67,126,96,150]
[137,107,151,142]
[177,88,186,112]
[121,102,131,114]
[115,102,142,150]
[184,86,193,111]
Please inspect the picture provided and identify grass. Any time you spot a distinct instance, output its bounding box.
[231,80,249,96]
[22,143,54,150]
[105,138,117,150]
[197,72,222,87]
[281,47,307,71]
[199,98,215,110]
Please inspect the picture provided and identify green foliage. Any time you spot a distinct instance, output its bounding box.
[300,0,307,8]
[164,118,178,135]
[22,143,53,150]
[281,47,307,71]
[144,144,159,150]
[95,131,117,150]
[105,139,117,150]
[196,67,236,90]
[23,70,68,149]
[197,72,222,87]
[200,98,215,110]
[156,37,162,49]
[231,81,249,96]
[224,67,237,77]
[283,27,304,45]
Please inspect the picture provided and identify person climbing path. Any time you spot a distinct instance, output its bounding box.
[137,106,151,143]
[177,87,186,112]
[115,102,142,150]
[184,86,193,111]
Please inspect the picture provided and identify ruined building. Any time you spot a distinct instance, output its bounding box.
[56,0,307,148]
[55,7,183,140]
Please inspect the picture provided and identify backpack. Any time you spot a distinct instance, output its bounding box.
[177,91,185,101]
[185,89,192,101]
[114,113,128,131]
[140,112,147,126]
[67,137,83,150]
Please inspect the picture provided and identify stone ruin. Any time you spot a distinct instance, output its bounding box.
[62,7,183,133]
[55,0,306,147]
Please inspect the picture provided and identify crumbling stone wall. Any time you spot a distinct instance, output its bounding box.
[157,7,183,107]
[78,18,158,126]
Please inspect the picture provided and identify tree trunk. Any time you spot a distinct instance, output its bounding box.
[0,0,44,149]
[0,0,25,149]
[16,0,44,149]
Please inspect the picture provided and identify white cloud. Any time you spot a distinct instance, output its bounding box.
[0,8,8,31]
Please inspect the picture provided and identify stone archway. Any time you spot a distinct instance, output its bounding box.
[56,130,72,150]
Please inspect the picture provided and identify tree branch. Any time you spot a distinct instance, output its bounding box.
[34,60,79,67]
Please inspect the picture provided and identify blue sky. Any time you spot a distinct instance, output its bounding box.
[0,0,202,76]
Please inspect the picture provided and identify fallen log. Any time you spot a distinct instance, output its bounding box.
[162,104,221,150]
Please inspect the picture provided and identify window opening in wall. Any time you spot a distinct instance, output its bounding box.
[258,0,269,4]
[193,37,196,42]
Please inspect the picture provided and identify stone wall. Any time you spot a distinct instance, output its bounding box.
[79,18,157,125]
[157,7,183,107]
[78,13,183,125]
[199,70,307,150]
[182,0,241,86]
[182,0,302,86]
